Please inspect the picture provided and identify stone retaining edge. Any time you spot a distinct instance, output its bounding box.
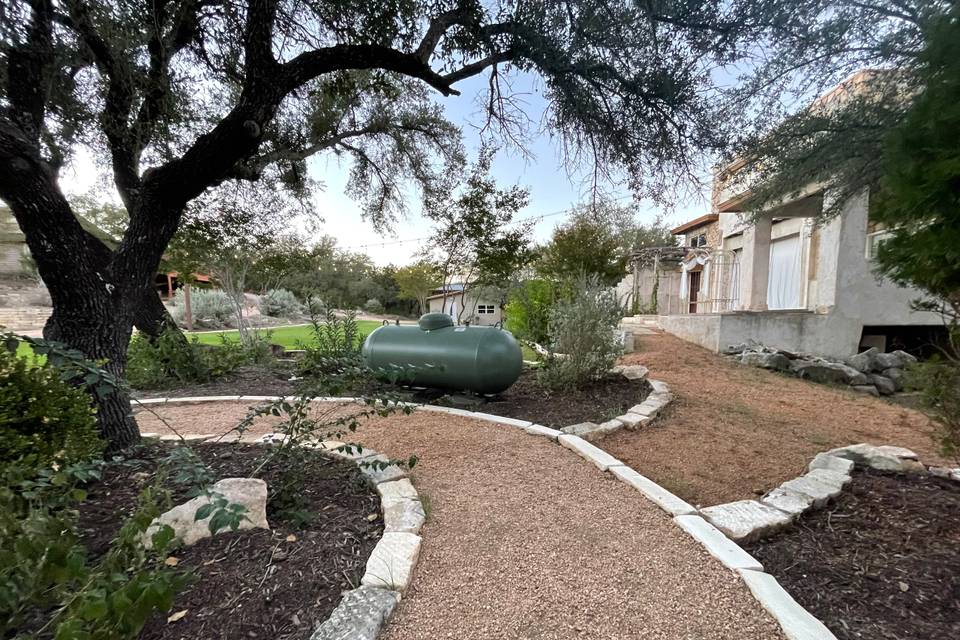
[135,392,834,640]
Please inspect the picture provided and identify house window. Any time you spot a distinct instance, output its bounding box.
[865,230,893,260]
[477,305,496,314]
[690,233,707,248]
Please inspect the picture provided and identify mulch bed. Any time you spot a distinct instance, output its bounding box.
[476,369,649,428]
[132,364,297,400]
[75,440,382,639]
[744,469,960,640]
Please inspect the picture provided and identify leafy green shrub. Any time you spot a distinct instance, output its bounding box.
[538,275,624,392]
[1,455,189,639]
[504,279,555,345]
[126,327,268,390]
[299,308,364,375]
[169,288,233,327]
[260,288,304,318]
[908,338,960,462]
[0,348,102,467]
[364,298,384,314]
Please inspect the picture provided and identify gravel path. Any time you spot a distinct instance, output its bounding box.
[603,331,945,507]
[137,403,785,640]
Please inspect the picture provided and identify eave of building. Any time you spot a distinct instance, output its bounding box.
[670,214,719,236]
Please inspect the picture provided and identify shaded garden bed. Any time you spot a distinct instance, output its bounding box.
[74,441,382,640]
[475,369,649,428]
[744,469,960,640]
[132,364,297,400]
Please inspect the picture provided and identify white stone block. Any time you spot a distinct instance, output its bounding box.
[616,413,651,429]
[361,532,421,591]
[673,515,763,572]
[778,475,843,508]
[557,435,623,471]
[736,570,837,640]
[382,497,426,535]
[760,487,815,516]
[805,468,851,490]
[580,419,624,442]
[807,453,854,475]
[648,379,670,395]
[377,479,419,501]
[701,500,793,542]
[524,424,562,440]
[561,422,599,437]
[359,454,408,485]
[610,466,697,516]
[134,398,166,405]
[239,395,285,403]
[418,405,480,419]
[465,413,532,428]
[628,401,661,418]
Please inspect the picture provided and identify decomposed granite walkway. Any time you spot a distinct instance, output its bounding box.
[137,403,785,639]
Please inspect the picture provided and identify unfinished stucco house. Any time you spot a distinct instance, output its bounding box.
[628,75,944,358]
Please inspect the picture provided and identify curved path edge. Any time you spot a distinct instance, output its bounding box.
[134,393,832,640]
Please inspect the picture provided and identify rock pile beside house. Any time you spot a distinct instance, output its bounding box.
[725,342,917,396]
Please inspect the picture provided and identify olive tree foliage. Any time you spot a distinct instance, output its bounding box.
[730,0,956,219]
[0,0,894,447]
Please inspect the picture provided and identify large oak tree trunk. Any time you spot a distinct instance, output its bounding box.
[44,283,141,450]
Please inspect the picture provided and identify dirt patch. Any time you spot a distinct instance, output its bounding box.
[745,469,960,640]
[477,369,648,428]
[602,331,946,507]
[132,364,297,399]
[75,441,381,639]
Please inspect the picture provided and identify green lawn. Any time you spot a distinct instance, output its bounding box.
[187,321,382,349]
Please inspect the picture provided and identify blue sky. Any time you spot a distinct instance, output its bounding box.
[307,71,712,266]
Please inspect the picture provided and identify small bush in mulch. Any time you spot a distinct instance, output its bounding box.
[480,369,649,428]
[745,469,960,640]
[80,441,382,640]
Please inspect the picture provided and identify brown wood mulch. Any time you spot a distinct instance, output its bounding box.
[602,331,947,507]
[466,369,648,428]
[74,441,381,640]
[132,365,297,399]
[744,469,960,640]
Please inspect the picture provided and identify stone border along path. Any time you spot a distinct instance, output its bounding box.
[558,365,672,441]
[701,444,960,544]
[135,393,829,640]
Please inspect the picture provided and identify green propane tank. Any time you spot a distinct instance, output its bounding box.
[362,313,523,394]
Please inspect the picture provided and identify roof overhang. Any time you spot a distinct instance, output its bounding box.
[670,214,719,236]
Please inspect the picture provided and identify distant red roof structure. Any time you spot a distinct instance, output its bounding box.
[670,214,719,236]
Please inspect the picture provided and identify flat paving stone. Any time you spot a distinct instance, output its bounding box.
[560,422,600,438]
[760,487,816,516]
[807,453,854,475]
[673,515,764,572]
[610,465,697,516]
[465,413,532,428]
[524,424,561,440]
[736,570,837,640]
[557,434,624,471]
[628,401,662,418]
[580,419,624,442]
[701,500,793,542]
[358,454,408,485]
[377,478,419,501]
[648,379,670,394]
[309,585,399,640]
[361,532,421,591]
[616,413,651,429]
[778,474,844,508]
[383,497,426,535]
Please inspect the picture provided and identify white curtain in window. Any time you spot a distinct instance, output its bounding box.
[767,235,802,309]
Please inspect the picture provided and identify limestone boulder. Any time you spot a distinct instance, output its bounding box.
[869,374,897,396]
[740,352,792,372]
[827,443,919,472]
[845,347,879,373]
[144,477,269,549]
[852,384,879,397]
[874,351,915,370]
[792,360,869,386]
[701,500,793,542]
[883,367,906,391]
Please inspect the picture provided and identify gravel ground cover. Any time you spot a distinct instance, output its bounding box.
[136,402,785,640]
[602,331,946,507]
[745,469,960,640]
